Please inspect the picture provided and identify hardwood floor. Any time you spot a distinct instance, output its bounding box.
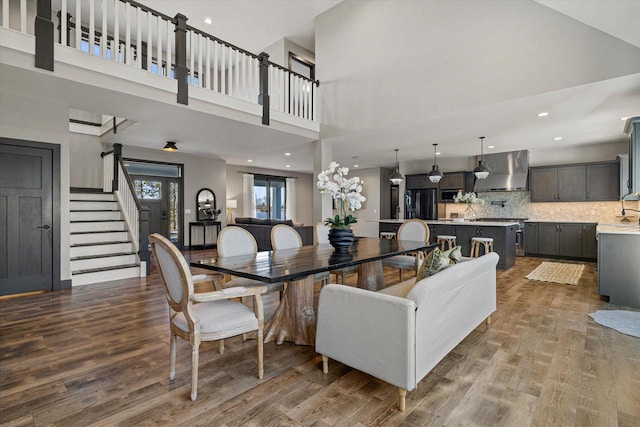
[1,253,639,426]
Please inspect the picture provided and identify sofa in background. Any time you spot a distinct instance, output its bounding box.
[315,252,499,411]
[231,218,314,251]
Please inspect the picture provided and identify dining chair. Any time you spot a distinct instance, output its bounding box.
[315,222,358,284]
[272,224,330,285]
[381,219,430,281]
[149,233,266,401]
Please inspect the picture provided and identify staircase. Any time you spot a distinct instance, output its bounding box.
[70,191,141,286]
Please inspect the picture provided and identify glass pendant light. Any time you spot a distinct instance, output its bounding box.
[473,137,490,179]
[428,143,443,183]
[389,149,404,185]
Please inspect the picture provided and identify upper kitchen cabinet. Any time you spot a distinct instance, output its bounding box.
[530,161,619,202]
[405,174,438,190]
[439,172,465,190]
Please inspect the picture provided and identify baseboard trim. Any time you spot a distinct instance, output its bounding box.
[58,279,72,290]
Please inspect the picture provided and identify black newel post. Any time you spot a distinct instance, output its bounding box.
[258,52,270,125]
[138,207,151,276]
[35,0,54,71]
[174,14,189,105]
[112,143,122,191]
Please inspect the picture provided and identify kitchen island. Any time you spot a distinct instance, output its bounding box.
[376,219,517,269]
[597,223,640,308]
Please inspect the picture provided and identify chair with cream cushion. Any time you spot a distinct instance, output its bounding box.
[381,219,430,281]
[315,222,358,284]
[272,224,330,285]
[149,233,266,401]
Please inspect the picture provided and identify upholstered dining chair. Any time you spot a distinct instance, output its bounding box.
[315,222,358,284]
[271,224,330,285]
[149,233,266,401]
[381,219,430,281]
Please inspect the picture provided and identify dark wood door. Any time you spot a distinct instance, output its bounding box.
[586,163,619,201]
[559,223,583,258]
[581,224,597,259]
[132,176,181,243]
[538,223,560,255]
[557,166,586,201]
[0,143,53,295]
[530,168,557,202]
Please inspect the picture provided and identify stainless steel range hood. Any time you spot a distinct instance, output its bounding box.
[473,150,529,192]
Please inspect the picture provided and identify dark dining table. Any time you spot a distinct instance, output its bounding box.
[190,237,436,346]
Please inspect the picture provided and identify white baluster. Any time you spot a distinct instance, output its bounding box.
[88,0,95,54]
[213,41,218,92]
[205,37,210,89]
[146,11,152,71]
[2,0,8,28]
[220,44,226,94]
[125,2,131,64]
[136,7,142,68]
[100,0,107,57]
[113,0,119,62]
[75,0,81,49]
[189,31,195,86]
[197,34,203,87]
[165,18,171,76]
[156,15,162,75]
[234,49,240,97]
[228,48,234,97]
[60,0,67,45]
[19,0,26,33]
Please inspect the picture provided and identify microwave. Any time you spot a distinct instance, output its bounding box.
[441,189,462,202]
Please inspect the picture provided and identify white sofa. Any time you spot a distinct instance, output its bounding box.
[315,252,499,411]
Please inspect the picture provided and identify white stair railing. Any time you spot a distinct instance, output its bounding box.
[114,159,139,252]
[269,63,317,121]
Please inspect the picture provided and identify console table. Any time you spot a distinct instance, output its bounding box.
[188,220,221,250]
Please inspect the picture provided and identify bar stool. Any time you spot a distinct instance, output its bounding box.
[380,232,396,239]
[436,235,457,250]
[470,237,494,257]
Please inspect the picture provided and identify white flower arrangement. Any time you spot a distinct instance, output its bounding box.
[317,161,366,228]
[453,191,485,205]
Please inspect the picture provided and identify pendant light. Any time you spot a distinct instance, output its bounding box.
[428,143,443,183]
[163,141,178,152]
[473,136,490,179]
[389,148,404,185]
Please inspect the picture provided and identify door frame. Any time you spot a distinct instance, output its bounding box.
[124,158,184,248]
[0,137,62,291]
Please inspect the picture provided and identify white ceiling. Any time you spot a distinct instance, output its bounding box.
[19,0,640,174]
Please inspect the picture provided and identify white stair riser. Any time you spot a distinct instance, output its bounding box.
[71,221,125,232]
[70,201,118,211]
[71,254,137,271]
[71,193,115,201]
[70,211,122,221]
[72,266,140,286]
[70,231,129,245]
[70,242,134,258]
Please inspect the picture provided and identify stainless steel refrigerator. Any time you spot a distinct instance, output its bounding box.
[404,189,438,220]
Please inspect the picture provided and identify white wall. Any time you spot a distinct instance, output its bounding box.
[226,163,314,226]
[69,133,104,188]
[262,38,315,69]
[0,92,71,282]
[350,167,382,238]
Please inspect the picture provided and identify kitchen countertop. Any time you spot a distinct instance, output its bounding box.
[375,219,519,227]
[596,223,640,235]
[524,220,598,224]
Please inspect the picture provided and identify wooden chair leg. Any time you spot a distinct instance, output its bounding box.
[399,269,403,281]
[322,355,329,374]
[257,328,264,379]
[169,334,177,381]
[190,344,200,401]
[219,340,224,354]
[486,314,492,325]
[398,388,407,411]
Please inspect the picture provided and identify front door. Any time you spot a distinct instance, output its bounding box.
[132,176,180,243]
[0,140,54,295]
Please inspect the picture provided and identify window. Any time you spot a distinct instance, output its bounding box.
[254,177,286,220]
[289,53,314,80]
[134,180,161,199]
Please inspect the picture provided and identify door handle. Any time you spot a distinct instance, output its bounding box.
[36,225,50,230]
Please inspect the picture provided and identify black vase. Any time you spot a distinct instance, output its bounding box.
[328,227,355,252]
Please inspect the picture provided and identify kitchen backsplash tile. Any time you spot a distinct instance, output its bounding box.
[442,191,639,223]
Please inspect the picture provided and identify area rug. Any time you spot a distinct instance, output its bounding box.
[589,310,640,338]
[525,261,584,285]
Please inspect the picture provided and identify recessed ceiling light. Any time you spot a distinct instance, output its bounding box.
[284,152,291,156]
[554,136,563,141]
[354,164,359,168]
[620,116,630,121]
[435,152,441,156]
[487,145,495,149]
[204,17,212,25]
[285,165,291,168]
[537,112,549,117]
[247,159,253,163]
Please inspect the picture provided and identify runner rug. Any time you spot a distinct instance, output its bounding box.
[525,261,584,285]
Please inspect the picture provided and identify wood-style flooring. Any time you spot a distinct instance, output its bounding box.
[1,253,639,426]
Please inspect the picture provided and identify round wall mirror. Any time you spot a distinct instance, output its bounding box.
[196,188,219,220]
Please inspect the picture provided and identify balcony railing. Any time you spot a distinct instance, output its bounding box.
[0,0,319,125]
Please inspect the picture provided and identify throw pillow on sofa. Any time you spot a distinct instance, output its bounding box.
[415,245,462,282]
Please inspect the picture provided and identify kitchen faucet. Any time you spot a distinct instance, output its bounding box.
[621,192,640,225]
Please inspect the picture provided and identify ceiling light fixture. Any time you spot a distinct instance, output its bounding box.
[163,141,178,152]
[537,112,549,117]
[285,165,291,168]
[284,152,291,156]
[248,159,253,163]
[487,145,495,149]
[204,17,212,25]
[554,136,563,141]
[389,149,403,185]
[428,143,443,183]
[473,136,491,179]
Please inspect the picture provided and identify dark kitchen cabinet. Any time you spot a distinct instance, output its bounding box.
[525,222,596,260]
[406,174,438,190]
[379,222,401,235]
[439,172,465,190]
[530,162,619,202]
[427,224,456,244]
[454,224,516,269]
[586,162,620,201]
